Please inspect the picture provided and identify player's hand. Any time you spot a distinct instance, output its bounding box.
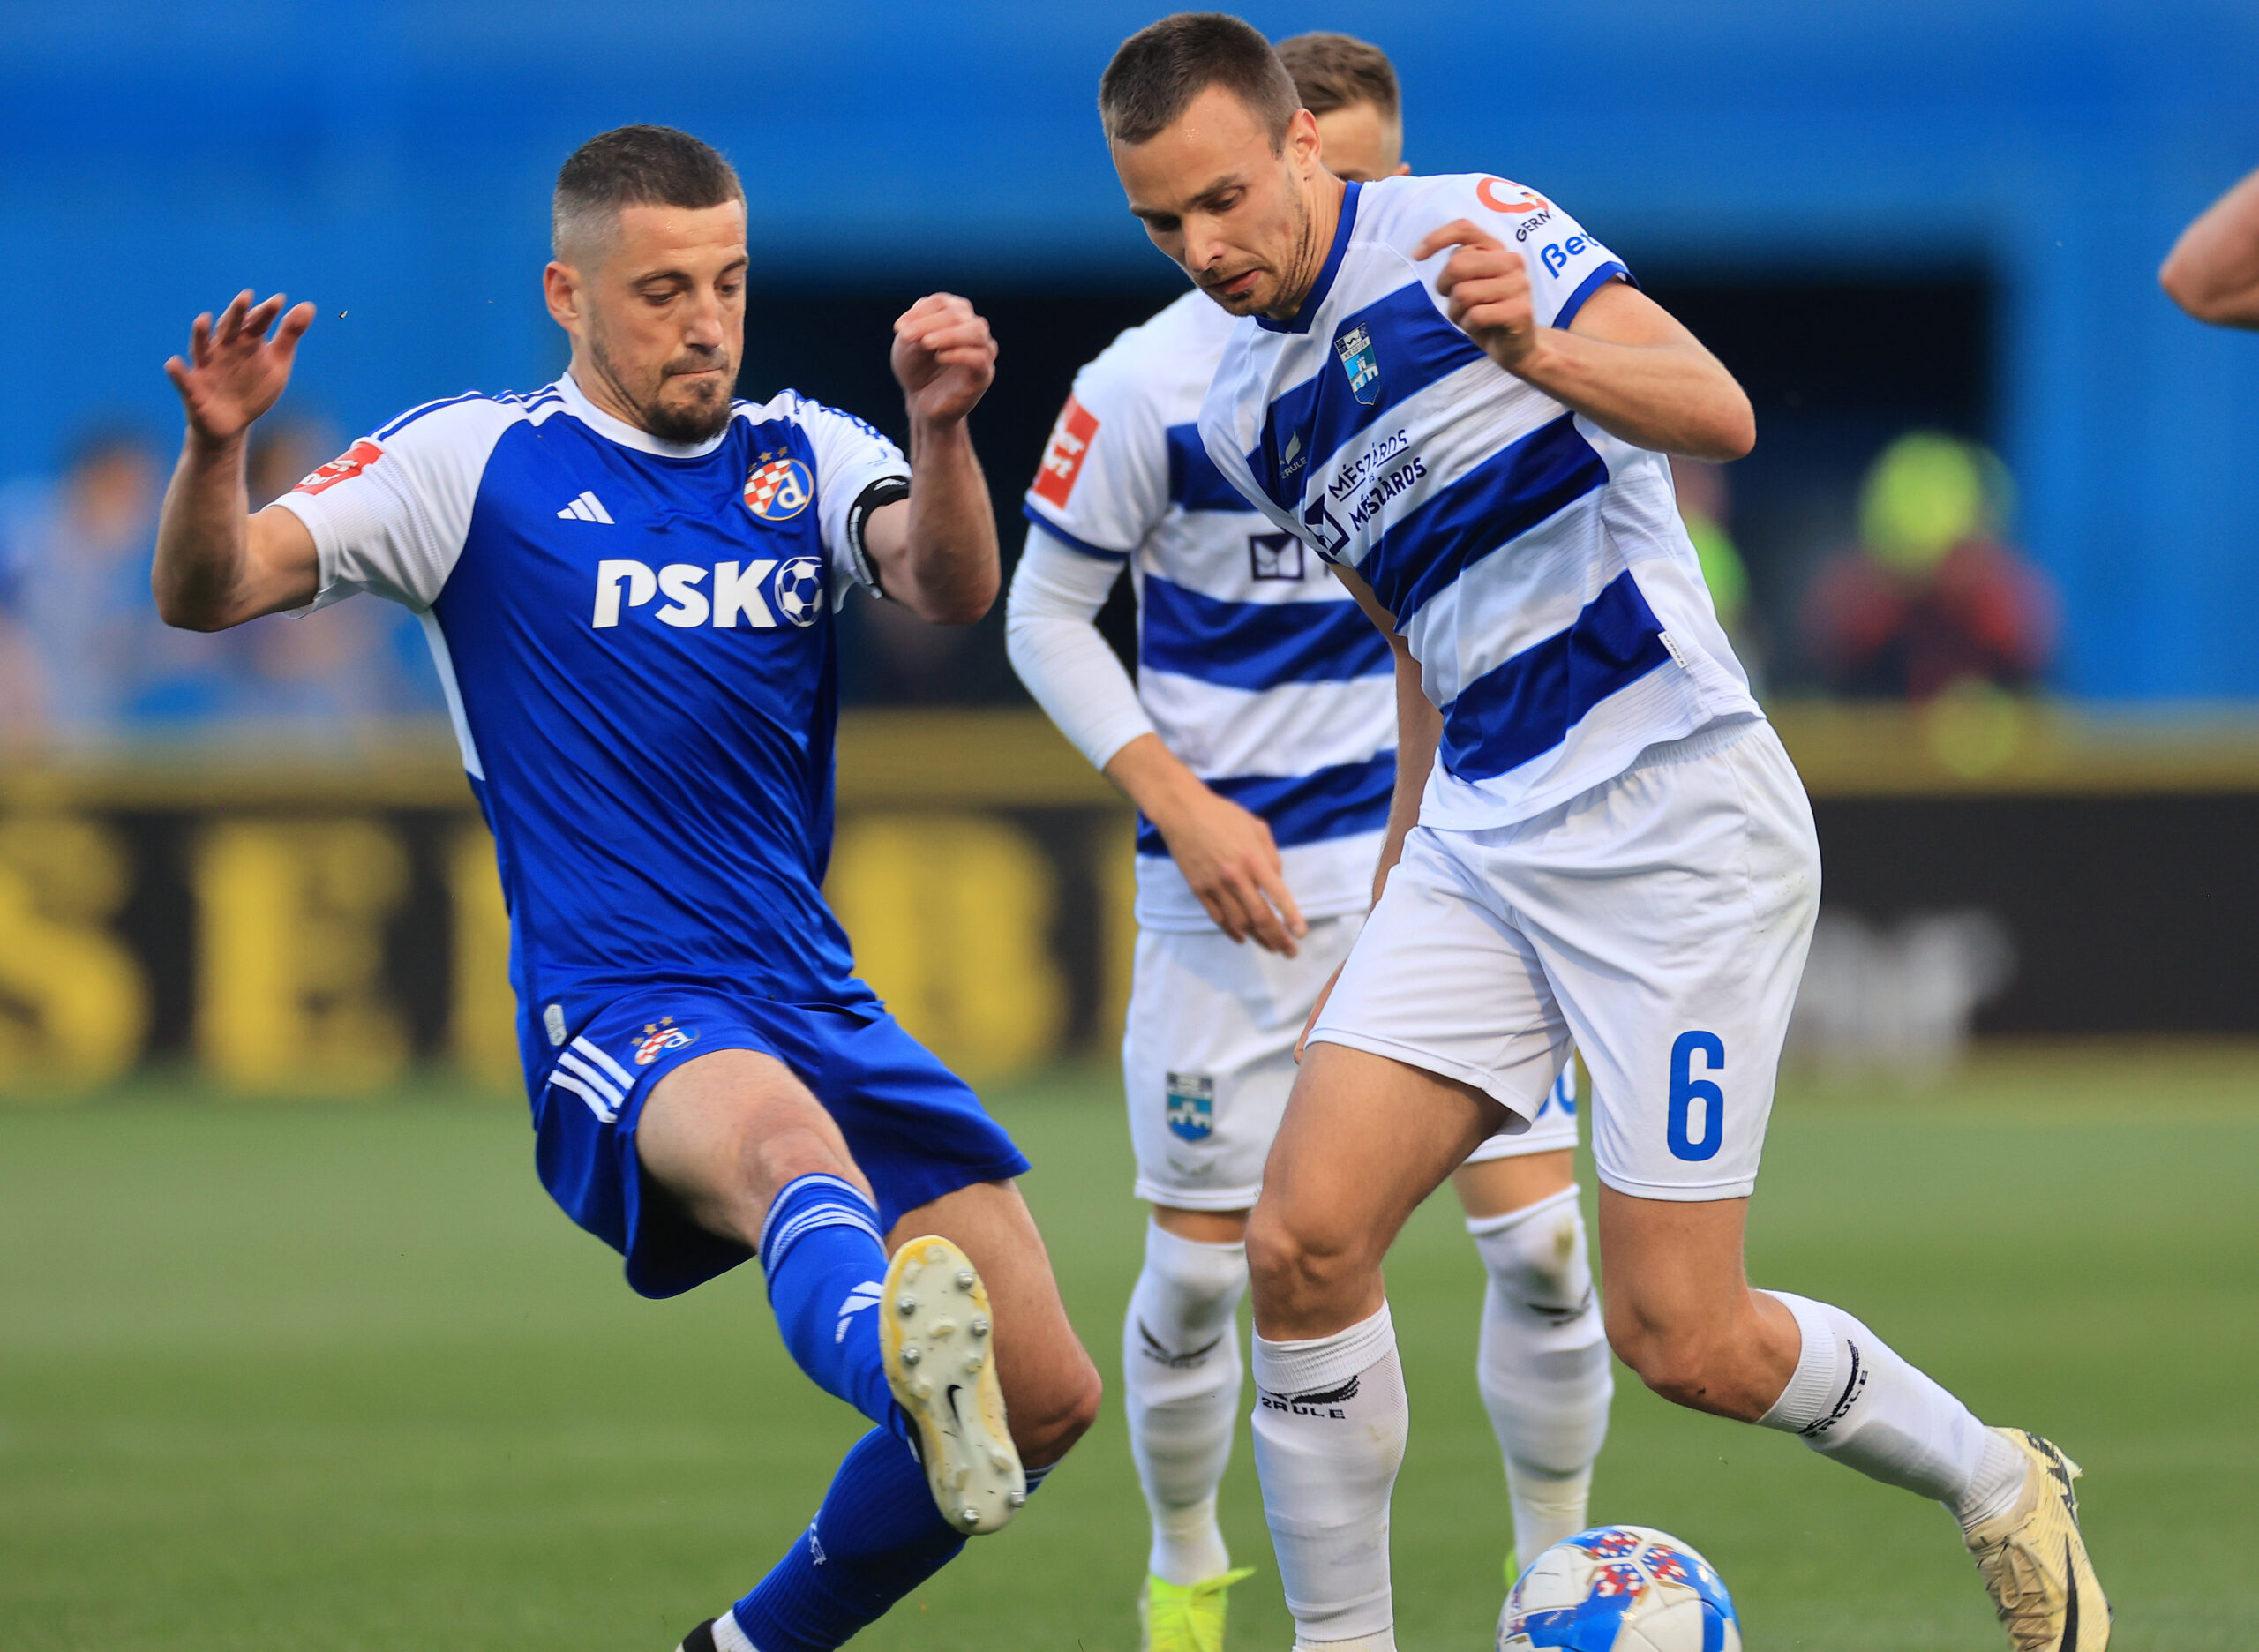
[164,290,316,445]
[892,294,997,427]
[1294,959,1347,1063]
[1413,221,1539,372]
[1148,784,1308,957]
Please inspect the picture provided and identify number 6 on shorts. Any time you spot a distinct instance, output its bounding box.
[1667,1031,1724,1162]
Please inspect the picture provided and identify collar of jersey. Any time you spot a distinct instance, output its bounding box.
[1257,178,1361,335]
[556,371,736,459]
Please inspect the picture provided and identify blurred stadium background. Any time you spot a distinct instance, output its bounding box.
[4,3,2258,1647]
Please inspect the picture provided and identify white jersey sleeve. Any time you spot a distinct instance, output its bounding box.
[778,394,912,593]
[1388,173,1633,332]
[271,396,521,612]
[1003,526,1152,771]
[1023,342,1170,562]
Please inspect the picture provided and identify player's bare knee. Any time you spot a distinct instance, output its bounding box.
[752,1121,854,1188]
[1245,1201,1368,1321]
[1007,1347,1104,1468]
[1608,1313,1732,1411]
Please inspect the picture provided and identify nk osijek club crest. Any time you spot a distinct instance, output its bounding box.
[633,1017,698,1066]
[744,454,814,522]
[1166,1071,1216,1142]
[1334,323,1381,405]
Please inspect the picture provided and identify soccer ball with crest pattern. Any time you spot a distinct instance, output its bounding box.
[772,557,826,628]
[1497,1525,1739,1652]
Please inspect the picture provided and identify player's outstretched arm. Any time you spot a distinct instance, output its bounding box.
[154,290,322,630]
[2162,166,2259,328]
[1414,222,1754,462]
[860,294,1002,625]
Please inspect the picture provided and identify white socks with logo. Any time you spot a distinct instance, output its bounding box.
[1251,1303,1408,1652]
[1123,1222,1250,1586]
[1467,1186,1613,1559]
[1757,1289,2024,1528]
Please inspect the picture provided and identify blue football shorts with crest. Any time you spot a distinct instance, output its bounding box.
[527,984,1030,1298]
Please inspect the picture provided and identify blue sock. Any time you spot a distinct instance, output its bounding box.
[731,1428,966,1652]
[759,1175,900,1435]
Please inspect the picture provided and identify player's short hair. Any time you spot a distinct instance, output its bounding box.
[1273,32,1400,123]
[552,124,745,263]
[1099,12,1300,151]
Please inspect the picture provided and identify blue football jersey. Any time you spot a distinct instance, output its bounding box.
[275,373,912,1049]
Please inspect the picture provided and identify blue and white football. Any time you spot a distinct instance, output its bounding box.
[1497,1525,1739,1652]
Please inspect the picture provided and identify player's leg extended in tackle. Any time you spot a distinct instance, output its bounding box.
[637,1048,1101,1652]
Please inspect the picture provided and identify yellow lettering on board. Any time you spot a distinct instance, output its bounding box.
[447,825,518,1091]
[828,813,1064,1086]
[0,814,148,1090]
[193,818,409,1092]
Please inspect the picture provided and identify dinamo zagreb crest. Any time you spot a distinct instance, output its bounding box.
[1334,323,1381,405]
[1166,1071,1216,1141]
[745,454,814,521]
[634,1018,699,1065]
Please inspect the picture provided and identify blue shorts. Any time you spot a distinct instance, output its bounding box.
[528,986,1030,1298]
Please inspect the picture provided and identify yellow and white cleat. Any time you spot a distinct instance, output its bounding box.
[1138,1568,1257,1652]
[1963,1429,2110,1651]
[879,1235,1024,1536]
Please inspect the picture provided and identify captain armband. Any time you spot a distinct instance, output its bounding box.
[843,476,912,597]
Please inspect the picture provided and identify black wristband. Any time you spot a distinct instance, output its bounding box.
[844,476,911,596]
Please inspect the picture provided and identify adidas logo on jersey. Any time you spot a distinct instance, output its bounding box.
[557,490,615,523]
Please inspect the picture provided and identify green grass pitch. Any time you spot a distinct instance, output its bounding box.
[3,1045,2255,1650]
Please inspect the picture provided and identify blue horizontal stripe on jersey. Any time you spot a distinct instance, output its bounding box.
[1362,412,1609,624]
[1437,569,1672,783]
[1135,750,1395,855]
[1167,423,1256,513]
[1022,503,1130,562]
[1551,259,1634,330]
[1247,280,1489,514]
[1139,575,1392,689]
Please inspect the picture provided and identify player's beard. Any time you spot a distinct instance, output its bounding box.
[588,331,737,445]
[1268,182,1323,319]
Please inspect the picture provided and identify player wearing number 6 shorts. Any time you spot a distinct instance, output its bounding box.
[1009,35,1610,1652]
[1098,16,2110,1652]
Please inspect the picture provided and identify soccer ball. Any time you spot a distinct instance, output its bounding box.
[1497,1525,1739,1652]
[772,556,826,627]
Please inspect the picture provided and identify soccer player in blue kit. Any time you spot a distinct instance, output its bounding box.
[151,125,1101,1652]
[1097,17,2107,1652]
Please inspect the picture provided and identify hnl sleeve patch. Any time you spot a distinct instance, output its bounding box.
[293,439,384,496]
[1033,395,1100,507]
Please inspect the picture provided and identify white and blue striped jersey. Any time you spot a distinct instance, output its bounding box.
[1024,291,1393,929]
[1199,176,1760,832]
[273,373,910,1055]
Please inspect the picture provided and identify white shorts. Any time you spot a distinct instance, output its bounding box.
[1123,913,1573,1211]
[1309,717,1819,1203]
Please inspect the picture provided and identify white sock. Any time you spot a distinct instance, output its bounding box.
[1757,1290,2024,1528]
[1123,1222,1249,1585]
[1251,1303,1407,1651]
[1467,1186,1613,1558]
